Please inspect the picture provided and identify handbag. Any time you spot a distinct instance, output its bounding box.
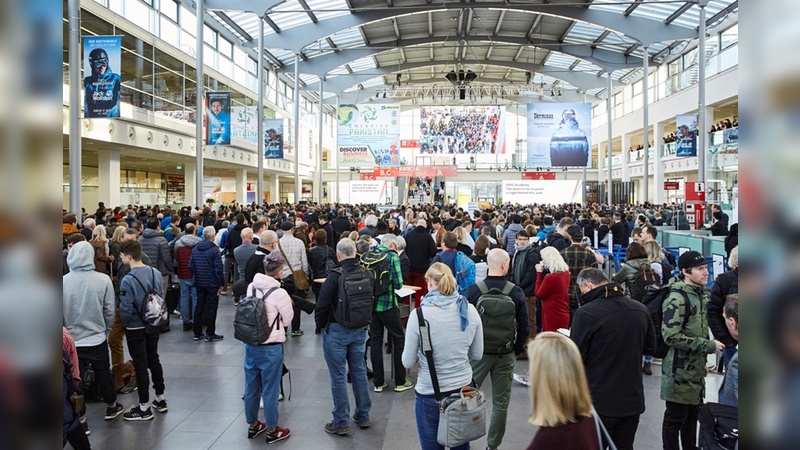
[416,307,487,448]
[277,241,310,291]
[592,407,618,450]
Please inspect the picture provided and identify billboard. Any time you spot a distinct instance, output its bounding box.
[349,180,387,204]
[264,118,284,159]
[337,104,401,166]
[526,103,592,167]
[231,106,258,143]
[83,35,122,118]
[501,180,583,205]
[205,92,231,145]
[419,106,506,154]
[675,114,697,157]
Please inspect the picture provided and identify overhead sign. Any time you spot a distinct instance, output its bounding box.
[664,181,680,190]
[349,180,387,204]
[501,180,583,205]
[522,171,557,180]
[526,103,592,167]
[337,104,401,166]
[373,166,458,178]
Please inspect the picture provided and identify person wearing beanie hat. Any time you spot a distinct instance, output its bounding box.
[280,222,294,231]
[660,250,724,450]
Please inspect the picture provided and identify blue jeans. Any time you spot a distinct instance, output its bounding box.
[244,344,284,429]
[415,394,470,450]
[722,346,737,370]
[322,323,371,428]
[179,278,197,325]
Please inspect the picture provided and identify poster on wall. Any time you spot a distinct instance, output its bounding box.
[349,180,387,204]
[202,176,222,199]
[83,35,122,118]
[501,180,583,205]
[231,106,258,143]
[337,104,401,167]
[526,103,591,167]
[205,92,231,145]
[419,106,506,155]
[675,114,697,157]
[264,118,284,159]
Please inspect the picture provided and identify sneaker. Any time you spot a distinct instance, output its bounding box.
[265,426,291,444]
[205,333,224,342]
[394,380,414,392]
[122,406,154,421]
[642,361,653,376]
[373,384,387,393]
[193,335,203,341]
[513,373,530,386]
[183,323,193,332]
[248,421,267,439]
[151,398,168,413]
[104,402,124,420]
[80,419,90,435]
[290,330,304,337]
[353,416,371,429]
[324,422,350,436]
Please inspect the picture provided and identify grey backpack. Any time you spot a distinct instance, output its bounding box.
[234,287,279,345]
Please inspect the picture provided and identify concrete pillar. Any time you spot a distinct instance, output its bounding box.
[621,133,631,182]
[268,174,280,204]
[97,150,121,208]
[184,164,197,208]
[235,169,247,204]
[654,121,665,203]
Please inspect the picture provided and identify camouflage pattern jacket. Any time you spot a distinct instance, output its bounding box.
[660,278,716,405]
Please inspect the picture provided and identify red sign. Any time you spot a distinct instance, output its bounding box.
[374,166,457,178]
[359,173,376,180]
[664,181,680,190]
[400,139,419,148]
[374,167,398,178]
[685,181,706,202]
[521,172,557,180]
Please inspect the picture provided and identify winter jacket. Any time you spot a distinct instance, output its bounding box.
[610,221,628,247]
[661,278,717,405]
[63,242,115,347]
[502,223,524,257]
[90,240,112,274]
[331,216,352,241]
[119,265,163,330]
[277,234,310,280]
[465,275,529,355]
[405,225,438,272]
[358,226,377,238]
[432,249,475,297]
[724,224,738,259]
[561,244,601,315]
[189,239,225,288]
[545,232,570,252]
[173,233,202,280]
[315,257,375,329]
[309,244,336,279]
[225,223,247,255]
[247,273,295,344]
[471,254,488,283]
[612,258,650,297]
[244,247,270,284]
[535,225,555,243]
[511,245,540,297]
[535,270,571,332]
[707,269,738,348]
[398,251,410,283]
[139,228,172,276]
[234,242,258,280]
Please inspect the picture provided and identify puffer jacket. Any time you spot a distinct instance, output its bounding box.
[661,278,717,405]
[613,258,650,296]
[174,233,202,280]
[247,273,294,344]
[189,239,224,288]
[139,228,172,276]
[502,223,524,256]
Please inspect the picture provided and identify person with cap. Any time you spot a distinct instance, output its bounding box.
[560,224,604,325]
[277,221,310,337]
[265,129,283,158]
[660,250,724,450]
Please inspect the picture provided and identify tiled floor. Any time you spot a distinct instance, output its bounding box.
[77,294,724,449]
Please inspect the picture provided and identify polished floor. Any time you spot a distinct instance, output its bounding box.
[76,294,724,450]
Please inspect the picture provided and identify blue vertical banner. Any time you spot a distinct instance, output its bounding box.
[264,119,284,159]
[675,114,697,157]
[83,36,122,118]
[205,92,231,145]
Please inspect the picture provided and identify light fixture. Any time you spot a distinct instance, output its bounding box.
[382,92,386,98]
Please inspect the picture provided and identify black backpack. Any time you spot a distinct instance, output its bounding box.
[698,402,738,450]
[643,285,690,359]
[475,281,517,355]
[332,266,374,329]
[323,247,337,277]
[660,260,675,285]
[234,287,279,345]
[360,248,392,297]
[630,264,659,302]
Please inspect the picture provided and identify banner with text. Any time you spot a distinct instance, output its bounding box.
[675,114,697,157]
[83,36,122,118]
[419,106,506,155]
[526,103,592,167]
[349,180,387,204]
[231,106,257,143]
[202,176,222,199]
[521,171,557,180]
[502,180,583,205]
[337,104,401,166]
[205,92,231,145]
[264,119,284,159]
[373,166,458,178]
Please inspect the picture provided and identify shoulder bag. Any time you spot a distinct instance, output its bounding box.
[416,307,487,448]
[277,241,310,291]
[592,406,618,450]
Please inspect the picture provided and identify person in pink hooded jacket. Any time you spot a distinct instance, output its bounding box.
[243,252,294,444]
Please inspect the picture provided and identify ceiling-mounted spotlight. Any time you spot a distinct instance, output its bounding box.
[525,71,532,84]
[396,74,402,85]
[382,92,386,98]
[445,70,458,83]
[558,90,562,97]
[375,93,379,98]
[550,89,555,96]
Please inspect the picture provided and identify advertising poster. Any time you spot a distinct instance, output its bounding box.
[675,114,697,157]
[526,103,592,167]
[202,176,222,199]
[501,180,583,204]
[264,118,284,159]
[349,180,387,204]
[83,35,122,118]
[419,106,505,155]
[231,106,258,143]
[337,104,401,167]
[205,92,231,145]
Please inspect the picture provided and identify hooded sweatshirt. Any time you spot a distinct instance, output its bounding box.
[63,242,115,347]
[502,223,524,257]
[119,264,163,330]
[247,274,294,344]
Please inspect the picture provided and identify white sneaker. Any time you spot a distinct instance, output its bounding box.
[513,373,530,386]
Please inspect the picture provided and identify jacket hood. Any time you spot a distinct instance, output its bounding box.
[62,223,79,235]
[507,223,524,232]
[141,228,161,238]
[579,282,626,306]
[251,272,282,292]
[67,241,95,272]
[175,233,202,248]
[196,239,217,251]
[625,258,649,269]
[668,277,706,295]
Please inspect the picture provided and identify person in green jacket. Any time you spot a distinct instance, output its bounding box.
[612,242,650,298]
[661,251,724,450]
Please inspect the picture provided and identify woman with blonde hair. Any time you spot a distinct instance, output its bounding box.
[535,246,571,332]
[452,227,473,256]
[347,230,359,242]
[525,332,600,450]
[402,262,483,450]
[91,224,113,274]
[642,240,666,284]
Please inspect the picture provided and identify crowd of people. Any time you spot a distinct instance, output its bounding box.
[662,116,738,144]
[420,107,502,155]
[62,199,738,450]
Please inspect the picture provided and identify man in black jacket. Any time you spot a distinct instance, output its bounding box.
[404,219,438,304]
[544,218,571,251]
[331,209,352,244]
[610,212,629,248]
[570,268,656,450]
[508,230,539,344]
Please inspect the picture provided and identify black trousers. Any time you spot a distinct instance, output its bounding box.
[662,401,699,450]
[369,308,406,386]
[125,328,165,404]
[76,342,116,406]
[599,414,640,450]
[194,286,220,336]
[63,423,91,449]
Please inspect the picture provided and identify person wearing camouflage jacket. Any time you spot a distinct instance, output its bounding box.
[660,251,724,450]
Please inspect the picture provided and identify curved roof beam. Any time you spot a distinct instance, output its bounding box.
[205,0,283,15]
[245,3,698,52]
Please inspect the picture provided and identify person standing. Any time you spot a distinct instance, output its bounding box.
[189,227,225,342]
[405,219,438,304]
[708,246,738,371]
[173,223,201,332]
[560,225,605,325]
[277,221,310,336]
[570,269,656,450]
[139,218,172,301]
[508,230,539,344]
[534,247,571,332]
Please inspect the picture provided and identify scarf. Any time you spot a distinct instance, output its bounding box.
[421,289,470,331]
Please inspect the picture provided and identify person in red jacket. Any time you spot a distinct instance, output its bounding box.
[535,247,571,332]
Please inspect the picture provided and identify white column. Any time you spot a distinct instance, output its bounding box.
[184,164,197,207]
[621,133,631,182]
[654,121,665,203]
[97,150,121,208]
[269,174,280,204]
[235,169,247,204]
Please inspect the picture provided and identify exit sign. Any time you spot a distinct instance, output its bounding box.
[176,165,182,170]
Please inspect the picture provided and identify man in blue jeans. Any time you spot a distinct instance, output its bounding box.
[315,239,374,435]
[173,223,201,331]
[189,227,225,342]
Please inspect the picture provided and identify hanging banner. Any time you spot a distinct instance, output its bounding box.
[675,114,697,157]
[521,171,557,180]
[205,92,231,145]
[231,106,258,142]
[264,118,284,159]
[501,180,583,205]
[349,180,387,204]
[419,106,506,155]
[526,103,592,167]
[337,104,401,166]
[83,35,122,118]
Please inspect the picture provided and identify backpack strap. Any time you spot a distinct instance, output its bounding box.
[500,281,514,296]
[476,280,489,295]
[416,307,441,401]
[666,288,692,330]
